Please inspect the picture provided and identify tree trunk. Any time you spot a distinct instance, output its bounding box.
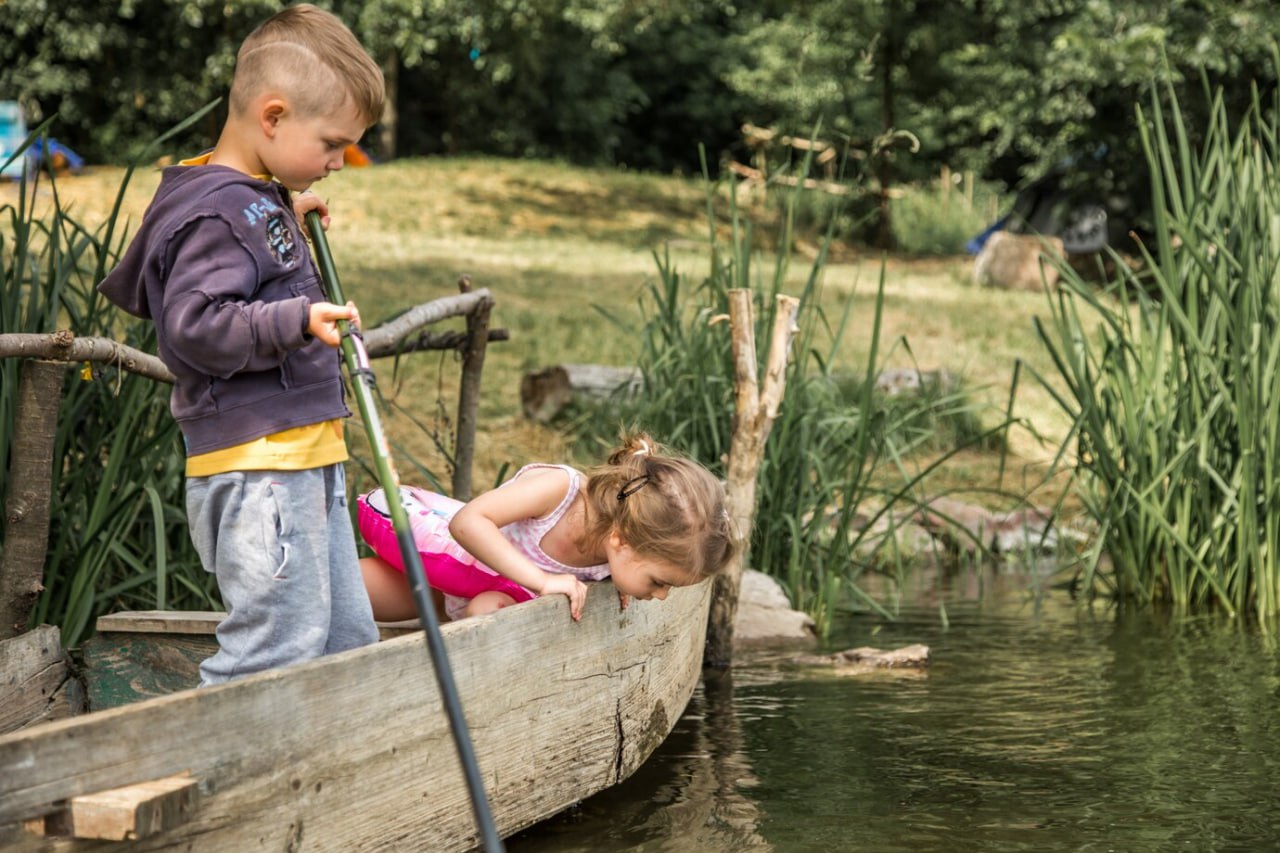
[876,24,897,250]
[377,52,398,161]
[452,277,490,502]
[0,360,63,639]
[704,291,800,669]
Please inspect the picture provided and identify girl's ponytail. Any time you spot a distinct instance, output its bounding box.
[606,433,661,467]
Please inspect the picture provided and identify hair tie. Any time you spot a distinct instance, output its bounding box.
[617,474,651,501]
[633,439,651,457]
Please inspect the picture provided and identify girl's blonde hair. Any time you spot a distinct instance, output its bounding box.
[579,433,736,581]
[230,4,384,127]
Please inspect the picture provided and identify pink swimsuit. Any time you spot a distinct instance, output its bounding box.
[356,464,609,618]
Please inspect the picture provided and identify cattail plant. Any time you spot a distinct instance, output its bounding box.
[1033,75,1280,619]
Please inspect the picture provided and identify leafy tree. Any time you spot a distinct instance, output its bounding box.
[720,0,1280,243]
[924,0,1280,232]
[346,0,750,168]
[1,0,278,162]
[5,0,1279,243]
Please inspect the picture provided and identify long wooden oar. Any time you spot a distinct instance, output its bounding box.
[305,211,504,852]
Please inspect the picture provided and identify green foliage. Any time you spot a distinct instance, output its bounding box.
[1,159,216,647]
[363,0,752,170]
[889,176,1000,256]
[723,3,877,139]
[0,0,277,162]
[933,0,1280,206]
[8,0,1280,229]
[575,159,999,632]
[1031,71,1280,619]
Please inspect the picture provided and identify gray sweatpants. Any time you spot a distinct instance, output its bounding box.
[186,464,379,686]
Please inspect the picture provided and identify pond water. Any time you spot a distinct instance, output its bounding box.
[509,572,1280,851]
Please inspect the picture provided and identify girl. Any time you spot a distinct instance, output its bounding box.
[357,433,735,622]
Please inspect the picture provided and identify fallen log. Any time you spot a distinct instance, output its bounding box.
[519,364,642,422]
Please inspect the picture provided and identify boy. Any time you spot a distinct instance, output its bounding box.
[99,4,384,684]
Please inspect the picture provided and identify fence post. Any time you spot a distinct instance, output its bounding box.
[0,360,63,639]
[452,276,491,501]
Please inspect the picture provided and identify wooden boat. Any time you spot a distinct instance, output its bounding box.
[0,579,711,851]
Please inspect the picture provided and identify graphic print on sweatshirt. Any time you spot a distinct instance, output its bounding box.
[264,212,297,266]
[242,195,297,268]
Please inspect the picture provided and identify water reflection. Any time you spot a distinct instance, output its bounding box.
[510,579,1280,851]
[509,668,769,851]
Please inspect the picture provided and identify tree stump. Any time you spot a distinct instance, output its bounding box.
[519,364,642,423]
[705,291,800,669]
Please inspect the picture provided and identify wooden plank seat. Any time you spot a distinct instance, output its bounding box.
[24,773,198,841]
[82,611,422,710]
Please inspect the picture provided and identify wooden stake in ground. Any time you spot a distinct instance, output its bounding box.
[0,361,62,640]
[705,289,800,669]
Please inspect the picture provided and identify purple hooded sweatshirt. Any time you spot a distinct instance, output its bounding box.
[99,164,348,457]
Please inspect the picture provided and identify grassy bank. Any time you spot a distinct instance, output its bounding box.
[19,156,1073,502]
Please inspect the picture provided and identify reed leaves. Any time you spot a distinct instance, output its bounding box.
[1033,74,1280,620]
[1,152,214,647]
[581,151,995,632]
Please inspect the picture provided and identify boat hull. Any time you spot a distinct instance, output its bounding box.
[0,580,710,851]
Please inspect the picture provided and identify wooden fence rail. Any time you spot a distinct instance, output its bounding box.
[0,282,505,640]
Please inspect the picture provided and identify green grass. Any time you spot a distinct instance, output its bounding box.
[7,154,1089,638]
[35,157,1074,490]
[1,164,219,646]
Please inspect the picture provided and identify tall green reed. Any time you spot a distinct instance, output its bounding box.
[1032,76,1280,619]
[3,108,449,646]
[2,125,218,647]
[581,153,1001,633]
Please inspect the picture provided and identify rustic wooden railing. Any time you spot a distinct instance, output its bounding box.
[0,278,505,641]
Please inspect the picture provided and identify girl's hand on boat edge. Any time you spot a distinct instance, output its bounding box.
[541,573,588,621]
[618,592,631,610]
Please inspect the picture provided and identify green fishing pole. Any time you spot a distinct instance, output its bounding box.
[305,211,504,853]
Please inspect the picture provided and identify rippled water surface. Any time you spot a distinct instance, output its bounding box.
[510,578,1280,851]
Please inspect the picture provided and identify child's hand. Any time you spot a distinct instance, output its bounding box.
[618,592,631,611]
[541,573,588,621]
[294,190,330,231]
[308,300,360,347]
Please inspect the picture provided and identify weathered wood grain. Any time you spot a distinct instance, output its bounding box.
[80,617,443,710]
[95,611,222,635]
[0,626,86,735]
[0,361,62,639]
[80,633,215,710]
[28,773,200,841]
[0,580,709,851]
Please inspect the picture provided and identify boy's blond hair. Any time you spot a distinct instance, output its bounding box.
[230,4,384,127]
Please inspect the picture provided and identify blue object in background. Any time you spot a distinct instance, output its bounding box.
[965,215,1008,255]
[33,138,85,172]
[0,100,33,180]
[0,101,87,179]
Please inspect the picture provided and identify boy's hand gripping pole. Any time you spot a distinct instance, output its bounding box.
[306,212,504,853]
